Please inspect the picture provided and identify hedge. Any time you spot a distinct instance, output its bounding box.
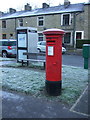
[76,39,90,48]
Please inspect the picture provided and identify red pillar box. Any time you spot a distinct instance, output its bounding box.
[43,28,65,96]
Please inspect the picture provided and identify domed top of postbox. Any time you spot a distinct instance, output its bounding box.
[43,28,65,35]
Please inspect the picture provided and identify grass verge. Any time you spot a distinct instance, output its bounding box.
[0,64,88,106]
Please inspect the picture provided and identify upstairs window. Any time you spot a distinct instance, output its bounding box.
[2,20,6,28]
[18,18,23,27]
[38,16,44,26]
[61,14,71,26]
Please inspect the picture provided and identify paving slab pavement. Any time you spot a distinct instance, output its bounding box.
[1,90,88,119]
[70,85,89,117]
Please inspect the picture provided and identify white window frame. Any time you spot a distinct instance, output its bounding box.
[37,16,45,27]
[75,31,84,40]
[61,13,71,26]
[74,31,84,47]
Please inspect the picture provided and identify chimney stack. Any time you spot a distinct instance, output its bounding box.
[25,3,32,11]
[0,11,3,16]
[64,0,70,7]
[42,3,49,8]
[9,8,16,14]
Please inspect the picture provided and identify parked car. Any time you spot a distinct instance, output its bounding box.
[0,39,16,57]
[37,41,66,54]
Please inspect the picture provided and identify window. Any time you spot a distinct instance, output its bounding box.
[75,31,84,40]
[18,18,23,27]
[38,33,43,41]
[8,41,16,46]
[2,20,6,28]
[2,41,8,46]
[2,34,6,39]
[64,32,71,44]
[38,17,44,26]
[76,32,82,39]
[38,41,46,45]
[61,14,71,26]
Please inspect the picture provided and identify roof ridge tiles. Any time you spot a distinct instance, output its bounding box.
[0,3,84,19]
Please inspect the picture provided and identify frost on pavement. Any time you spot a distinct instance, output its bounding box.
[0,65,88,105]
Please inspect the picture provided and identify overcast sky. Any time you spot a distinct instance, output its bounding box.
[0,0,89,12]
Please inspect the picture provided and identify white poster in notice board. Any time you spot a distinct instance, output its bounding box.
[18,34,27,48]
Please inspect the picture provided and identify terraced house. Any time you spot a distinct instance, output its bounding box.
[0,0,90,48]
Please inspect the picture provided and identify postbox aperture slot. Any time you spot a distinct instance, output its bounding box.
[47,41,55,45]
[47,41,55,43]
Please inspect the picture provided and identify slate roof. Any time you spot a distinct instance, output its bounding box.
[0,3,84,20]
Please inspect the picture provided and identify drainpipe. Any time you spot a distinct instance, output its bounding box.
[15,18,17,39]
[72,12,76,48]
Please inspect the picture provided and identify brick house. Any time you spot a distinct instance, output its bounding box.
[0,1,90,48]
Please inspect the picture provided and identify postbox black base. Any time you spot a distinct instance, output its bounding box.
[45,80,62,96]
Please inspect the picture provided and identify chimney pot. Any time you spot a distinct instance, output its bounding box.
[25,3,32,11]
[9,8,16,14]
[64,0,70,7]
[42,3,49,8]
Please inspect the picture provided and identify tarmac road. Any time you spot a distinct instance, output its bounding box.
[37,54,84,67]
[62,54,84,67]
[0,54,84,67]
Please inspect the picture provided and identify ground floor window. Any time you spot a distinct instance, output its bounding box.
[64,32,72,44]
[38,33,43,41]
[75,31,84,40]
[2,34,6,39]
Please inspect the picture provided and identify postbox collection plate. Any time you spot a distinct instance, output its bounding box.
[48,46,54,56]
